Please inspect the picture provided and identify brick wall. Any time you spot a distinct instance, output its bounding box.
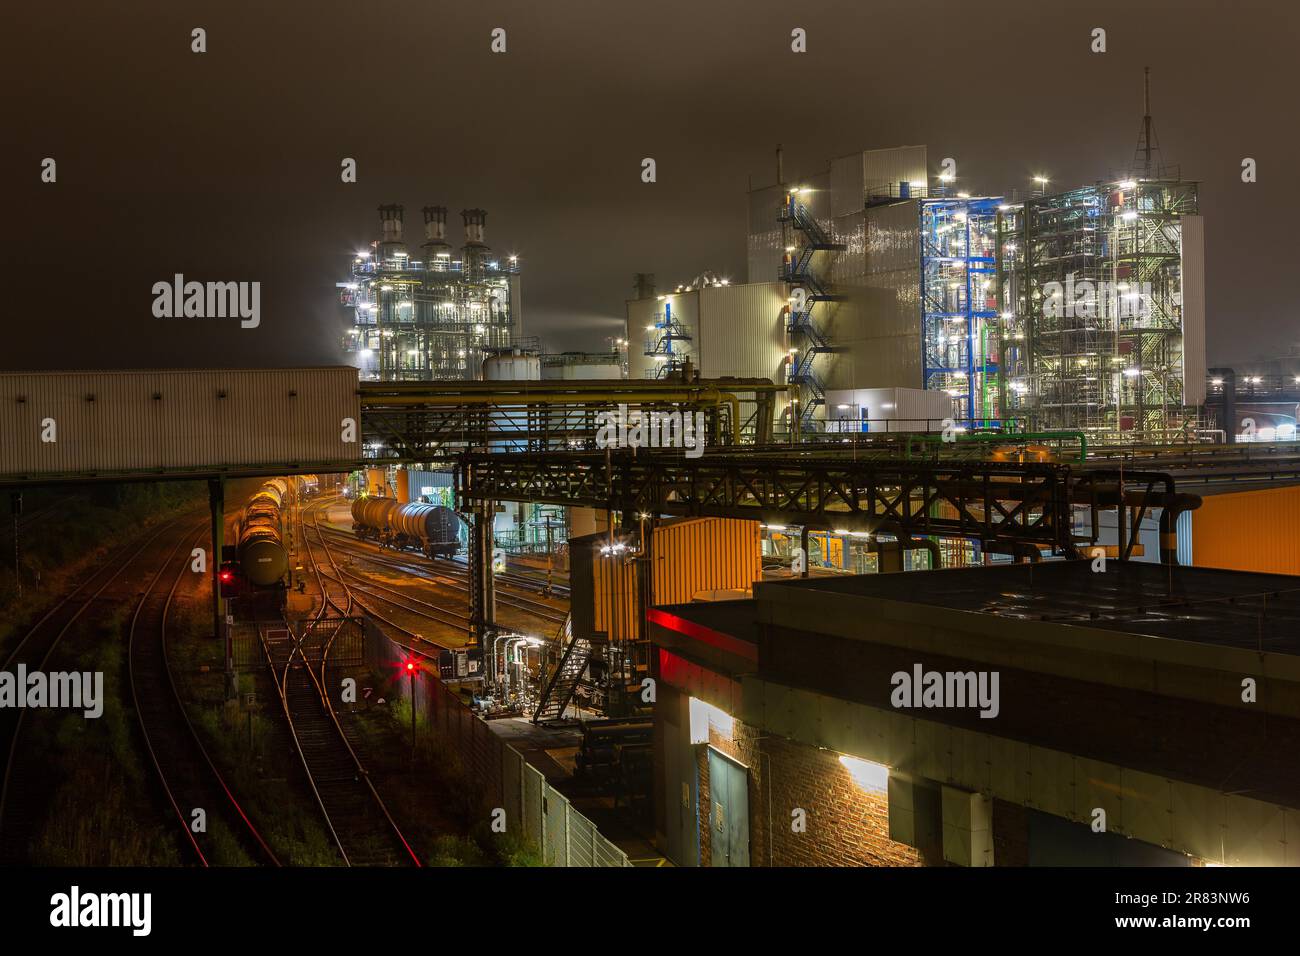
[689,714,921,867]
[993,798,1029,866]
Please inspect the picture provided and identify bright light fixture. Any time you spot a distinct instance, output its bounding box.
[839,755,889,792]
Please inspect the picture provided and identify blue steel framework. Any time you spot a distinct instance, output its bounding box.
[643,299,693,380]
[921,197,1004,427]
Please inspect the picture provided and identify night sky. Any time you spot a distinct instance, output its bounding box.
[4,0,1296,371]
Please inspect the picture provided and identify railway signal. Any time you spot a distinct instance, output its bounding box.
[405,658,419,759]
[218,561,242,598]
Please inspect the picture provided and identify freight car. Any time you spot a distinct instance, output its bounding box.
[350,495,461,559]
[390,502,461,559]
[350,495,398,543]
[237,479,289,604]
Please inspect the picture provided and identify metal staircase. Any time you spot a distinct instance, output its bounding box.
[779,193,843,432]
[532,614,592,724]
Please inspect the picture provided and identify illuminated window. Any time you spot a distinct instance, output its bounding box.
[688,697,733,744]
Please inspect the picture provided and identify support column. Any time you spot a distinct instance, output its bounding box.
[469,503,496,649]
[208,478,236,700]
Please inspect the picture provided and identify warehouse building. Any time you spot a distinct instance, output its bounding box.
[650,561,1300,867]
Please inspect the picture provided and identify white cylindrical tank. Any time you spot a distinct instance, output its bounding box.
[541,352,624,380]
[482,351,541,381]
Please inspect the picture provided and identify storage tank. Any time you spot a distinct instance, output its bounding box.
[541,352,623,380]
[239,521,287,587]
[390,503,461,558]
[482,350,541,381]
[350,495,399,538]
[394,468,412,504]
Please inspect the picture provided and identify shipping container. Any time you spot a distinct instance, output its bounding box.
[572,518,762,645]
[1190,485,1300,575]
[0,367,361,481]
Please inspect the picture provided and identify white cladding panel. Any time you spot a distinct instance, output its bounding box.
[826,201,922,390]
[825,386,955,432]
[862,146,929,203]
[0,367,361,478]
[747,184,785,284]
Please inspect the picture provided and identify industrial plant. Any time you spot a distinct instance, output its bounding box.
[627,142,1206,444]
[339,205,521,381]
[5,2,1299,932]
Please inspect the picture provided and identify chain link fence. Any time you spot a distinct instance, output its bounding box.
[365,621,631,867]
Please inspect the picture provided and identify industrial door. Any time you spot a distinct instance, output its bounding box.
[707,747,750,867]
[662,709,700,866]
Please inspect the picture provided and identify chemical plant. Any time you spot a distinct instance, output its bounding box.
[339,205,521,381]
[627,143,1205,444]
[6,37,1300,900]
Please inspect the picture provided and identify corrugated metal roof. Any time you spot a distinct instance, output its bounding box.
[0,367,361,480]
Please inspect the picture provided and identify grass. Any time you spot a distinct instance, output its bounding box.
[0,481,207,662]
[340,672,544,867]
[29,610,183,865]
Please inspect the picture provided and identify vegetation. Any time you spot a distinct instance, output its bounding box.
[339,670,543,867]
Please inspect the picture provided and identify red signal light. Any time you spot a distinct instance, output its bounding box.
[405,661,416,672]
[219,570,233,583]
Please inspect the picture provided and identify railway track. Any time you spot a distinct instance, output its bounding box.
[128,523,280,866]
[262,500,422,867]
[0,513,194,863]
[315,521,569,626]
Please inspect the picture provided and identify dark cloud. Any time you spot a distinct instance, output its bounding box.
[3,0,1296,368]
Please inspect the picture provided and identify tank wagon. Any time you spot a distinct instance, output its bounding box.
[351,495,461,559]
[238,479,289,600]
[350,495,398,543]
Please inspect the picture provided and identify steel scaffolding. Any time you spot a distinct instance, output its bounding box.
[997,180,1201,442]
[921,197,1003,426]
[339,206,519,382]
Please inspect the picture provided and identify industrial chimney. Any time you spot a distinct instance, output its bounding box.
[420,205,450,268]
[461,208,487,246]
[378,204,404,241]
[376,204,408,263]
[422,205,447,242]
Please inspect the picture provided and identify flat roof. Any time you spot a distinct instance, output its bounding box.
[759,561,1300,655]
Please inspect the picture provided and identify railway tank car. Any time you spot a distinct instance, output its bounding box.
[350,495,399,543]
[390,503,462,559]
[238,479,289,600]
[351,495,461,559]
